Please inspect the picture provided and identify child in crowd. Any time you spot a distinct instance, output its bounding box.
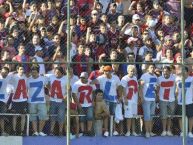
[94,89,109,136]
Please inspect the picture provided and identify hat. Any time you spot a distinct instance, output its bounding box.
[80,72,88,78]
[35,46,43,52]
[103,65,112,71]
[127,37,138,44]
[40,27,46,31]
[164,35,172,41]
[91,10,98,15]
[132,14,140,20]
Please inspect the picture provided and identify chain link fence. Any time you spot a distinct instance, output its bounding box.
[0,0,193,144]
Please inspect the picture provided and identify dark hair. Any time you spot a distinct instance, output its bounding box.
[145,51,153,56]
[16,64,24,70]
[128,52,135,57]
[54,66,64,75]
[163,66,171,71]
[2,66,9,73]
[95,89,103,95]
[31,65,40,73]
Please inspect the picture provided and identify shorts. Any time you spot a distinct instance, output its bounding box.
[0,101,7,113]
[159,101,176,119]
[12,101,28,114]
[80,106,93,122]
[50,101,66,123]
[29,103,48,121]
[177,104,193,118]
[142,100,156,121]
[105,101,117,115]
[124,102,137,118]
[0,101,7,120]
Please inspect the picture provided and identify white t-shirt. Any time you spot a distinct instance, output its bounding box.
[158,75,176,102]
[10,74,28,102]
[97,74,121,102]
[72,80,96,107]
[70,75,79,87]
[176,76,193,105]
[0,75,11,103]
[121,75,138,103]
[140,73,158,101]
[125,46,138,59]
[34,55,46,75]
[48,75,68,102]
[27,76,48,103]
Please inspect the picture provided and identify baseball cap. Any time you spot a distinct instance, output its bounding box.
[91,10,98,15]
[164,35,172,41]
[132,14,140,20]
[80,72,88,78]
[127,37,138,44]
[103,65,112,71]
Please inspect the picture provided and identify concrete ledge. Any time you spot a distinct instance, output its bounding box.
[0,136,22,145]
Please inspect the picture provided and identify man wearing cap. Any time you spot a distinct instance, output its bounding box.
[33,46,45,75]
[93,65,122,136]
[72,72,96,136]
[125,37,138,59]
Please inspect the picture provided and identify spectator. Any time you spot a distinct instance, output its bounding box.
[121,65,139,136]
[176,67,193,138]
[93,65,122,136]
[10,65,28,136]
[158,66,176,136]
[72,72,96,136]
[94,89,109,136]
[48,67,67,136]
[72,44,89,76]
[33,47,46,75]
[0,67,11,136]
[107,3,120,23]
[27,65,48,136]
[12,43,31,74]
[139,64,158,138]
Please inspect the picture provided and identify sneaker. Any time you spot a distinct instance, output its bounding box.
[32,132,39,136]
[188,132,193,138]
[78,133,83,137]
[150,132,156,137]
[104,131,109,137]
[1,132,9,136]
[20,131,26,136]
[39,132,47,136]
[161,131,167,136]
[180,132,183,137]
[113,131,119,136]
[145,132,150,138]
[70,133,76,139]
[132,132,138,136]
[125,131,130,137]
[166,131,173,136]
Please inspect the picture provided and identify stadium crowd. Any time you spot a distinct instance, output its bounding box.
[0,0,193,138]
